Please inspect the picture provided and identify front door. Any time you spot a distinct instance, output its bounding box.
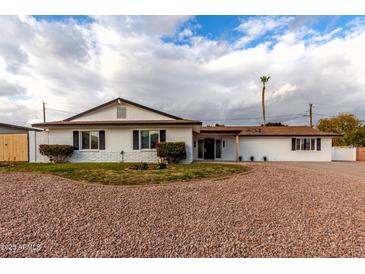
[204,138,215,159]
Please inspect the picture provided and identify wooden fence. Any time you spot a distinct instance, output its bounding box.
[357,147,365,161]
[0,134,28,162]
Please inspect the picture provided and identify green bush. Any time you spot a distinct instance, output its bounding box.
[156,142,186,164]
[39,144,74,163]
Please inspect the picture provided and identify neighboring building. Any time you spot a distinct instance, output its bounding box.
[31,97,341,163]
[0,123,41,162]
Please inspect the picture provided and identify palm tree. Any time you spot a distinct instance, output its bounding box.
[260,76,270,126]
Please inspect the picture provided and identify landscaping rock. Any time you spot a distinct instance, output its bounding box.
[0,164,365,257]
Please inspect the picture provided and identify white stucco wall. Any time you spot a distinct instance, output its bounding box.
[332,147,357,161]
[72,102,174,121]
[29,131,49,163]
[193,136,333,162]
[31,126,193,163]
[238,137,332,162]
[28,130,36,162]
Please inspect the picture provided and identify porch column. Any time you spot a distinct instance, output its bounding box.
[235,135,239,161]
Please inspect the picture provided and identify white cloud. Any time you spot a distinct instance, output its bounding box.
[0,16,365,127]
[235,16,295,38]
[178,28,193,40]
[0,79,26,96]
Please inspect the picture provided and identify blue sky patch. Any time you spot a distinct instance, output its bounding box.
[161,15,363,49]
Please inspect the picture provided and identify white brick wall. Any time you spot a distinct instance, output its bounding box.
[30,127,193,163]
[71,150,159,163]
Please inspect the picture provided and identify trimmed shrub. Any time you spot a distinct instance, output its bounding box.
[39,144,74,163]
[156,142,186,164]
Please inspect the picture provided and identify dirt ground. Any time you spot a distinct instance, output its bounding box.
[1,164,365,257]
[276,161,365,178]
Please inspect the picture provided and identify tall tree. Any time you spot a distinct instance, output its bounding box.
[260,76,270,126]
[345,126,365,147]
[317,112,363,146]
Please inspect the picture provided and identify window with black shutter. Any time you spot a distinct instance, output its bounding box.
[160,130,166,142]
[133,130,139,150]
[99,131,105,150]
[316,138,321,151]
[73,131,79,150]
[291,138,296,151]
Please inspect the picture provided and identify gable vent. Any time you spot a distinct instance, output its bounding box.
[117,105,127,119]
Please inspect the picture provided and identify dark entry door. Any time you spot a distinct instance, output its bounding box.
[204,138,215,159]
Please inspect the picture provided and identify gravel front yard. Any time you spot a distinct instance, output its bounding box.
[1,164,365,257]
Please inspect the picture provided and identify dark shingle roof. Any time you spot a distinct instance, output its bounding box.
[200,126,342,137]
[0,123,42,131]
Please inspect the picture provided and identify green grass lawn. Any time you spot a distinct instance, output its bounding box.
[0,162,249,185]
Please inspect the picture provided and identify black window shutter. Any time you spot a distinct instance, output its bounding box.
[73,131,79,150]
[99,131,105,150]
[291,138,296,151]
[160,130,166,142]
[133,130,139,150]
[317,138,321,151]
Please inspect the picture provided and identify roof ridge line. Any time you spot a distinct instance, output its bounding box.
[63,97,183,121]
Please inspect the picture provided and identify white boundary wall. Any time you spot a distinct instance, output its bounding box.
[331,147,357,161]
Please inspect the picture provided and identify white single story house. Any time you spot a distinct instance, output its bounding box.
[31,97,341,163]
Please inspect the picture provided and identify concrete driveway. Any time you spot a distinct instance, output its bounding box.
[278,161,365,178]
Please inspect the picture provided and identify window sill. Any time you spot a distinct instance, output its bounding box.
[294,150,319,152]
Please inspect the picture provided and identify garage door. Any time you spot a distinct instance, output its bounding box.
[0,134,28,162]
[357,148,365,161]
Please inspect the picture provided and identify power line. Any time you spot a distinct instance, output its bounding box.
[201,113,306,122]
[45,108,78,114]
[313,112,336,118]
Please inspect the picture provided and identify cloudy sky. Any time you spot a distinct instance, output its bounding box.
[1,15,365,126]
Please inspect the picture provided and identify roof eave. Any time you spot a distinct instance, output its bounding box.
[31,121,202,128]
[238,134,343,137]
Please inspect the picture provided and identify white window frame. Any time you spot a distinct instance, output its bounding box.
[138,129,161,150]
[295,138,317,151]
[80,130,100,151]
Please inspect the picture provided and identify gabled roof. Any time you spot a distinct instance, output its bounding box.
[200,126,342,137]
[64,97,183,121]
[32,119,202,127]
[0,122,42,132]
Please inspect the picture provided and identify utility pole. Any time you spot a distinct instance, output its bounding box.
[309,103,313,127]
[43,102,46,123]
